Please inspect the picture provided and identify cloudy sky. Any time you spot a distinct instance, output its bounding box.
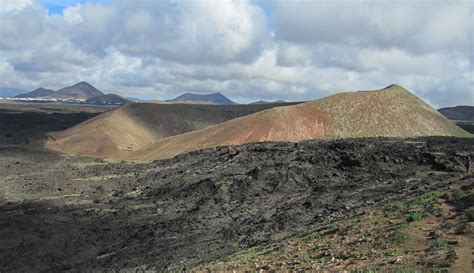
[0,0,472,106]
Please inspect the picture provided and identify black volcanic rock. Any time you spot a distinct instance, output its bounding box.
[15,88,55,98]
[0,136,472,271]
[166,92,235,104]
[51,82,103,100]
[86,94,130,105]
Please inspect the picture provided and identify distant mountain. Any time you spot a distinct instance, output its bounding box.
[47,102,290,159]
[250,100,287,105]
[15,87,55,98]
[49,82,103,100]
[123,84,471,161]
[438,105,474,134]
[438,106,474,122]
[166,92,234,105]
[85,94,130,105]
[0,87,28,98]
[145,99,165,104]
[126,97,145,102]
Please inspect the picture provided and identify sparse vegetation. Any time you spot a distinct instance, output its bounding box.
[406,212,422,222]
[298,252,310,263]
[432,239,450,249]
[447,181,474,222]
[390,223,412,244]
[384,247,403,257]
[318,257,328,265]
[303,230,321,241]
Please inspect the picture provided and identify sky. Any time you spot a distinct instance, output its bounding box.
[0,0,472,106]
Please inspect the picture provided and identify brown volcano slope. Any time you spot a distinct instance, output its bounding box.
[46,102,300,158]
[125,84,470,161]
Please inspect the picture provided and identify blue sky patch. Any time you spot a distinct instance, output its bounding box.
[40,0,107,14]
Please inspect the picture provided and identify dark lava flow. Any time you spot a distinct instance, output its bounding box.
[1,137,473,271]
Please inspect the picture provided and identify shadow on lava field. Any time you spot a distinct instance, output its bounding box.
[1,136,473,271]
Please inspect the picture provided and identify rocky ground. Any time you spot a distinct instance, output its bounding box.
[0,105,473,272]
[201,178,474,272]
[0,103,474,272]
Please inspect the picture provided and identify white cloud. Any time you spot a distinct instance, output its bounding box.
[277,43,312,66]
[0,0,471,107]
[0,3,53,51]
[125,10,152,32]
[0,0,32,12]
[63,4,83,24]
[268,0,471,53]
[63,0,268,64]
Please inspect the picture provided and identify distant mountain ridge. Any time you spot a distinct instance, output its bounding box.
[15,88,55,98]
[46,103,291,159]
[166,92,234,105]
[13,81,105,101]
[85,94,130,105]
[123,84,471,161]
[47,84,471,162]
[250,100,287,105]
[438,105,474,134]
[438,106,474,122]
[50,82,103,100]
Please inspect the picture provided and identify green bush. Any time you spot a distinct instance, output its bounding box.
[304,231,321,241]
[406,212,422,222]
[384,248,403,257]
[298,252,310,263]
[432,239,449,249]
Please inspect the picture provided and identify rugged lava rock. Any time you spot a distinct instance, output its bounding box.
[1,137,473,271]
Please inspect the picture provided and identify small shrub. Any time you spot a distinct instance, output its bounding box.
[319,257,328,265]
[298,252,310,263]
[384,248,403,257]
[390,224,411,244]
[406,212,422,222]
[409,191,441,208]
[304,231,321,241]
[432,239,449,249]
[354,208,365,217]
[304,224,339,241]
[336,252,356,260]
